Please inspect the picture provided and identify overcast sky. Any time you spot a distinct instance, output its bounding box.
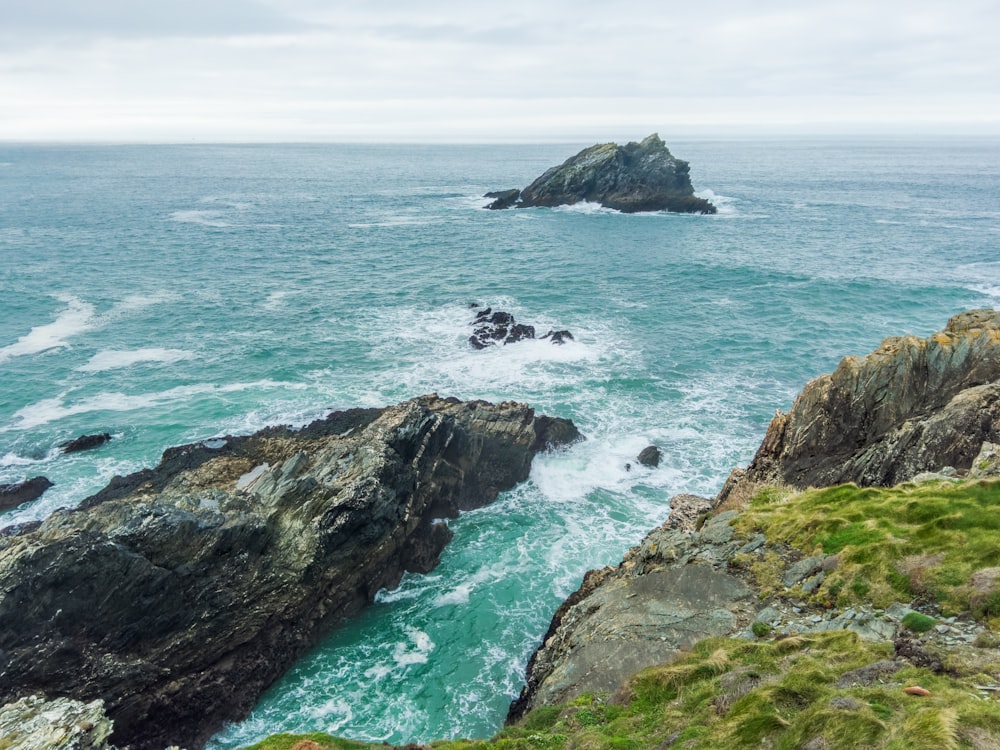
[1,0,998,141]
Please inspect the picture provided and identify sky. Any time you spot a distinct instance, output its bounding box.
[1,0,999,141]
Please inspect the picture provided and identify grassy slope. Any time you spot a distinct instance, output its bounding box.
[246,479,1000,750]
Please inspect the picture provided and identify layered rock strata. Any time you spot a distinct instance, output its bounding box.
[723,308,1000,500]
[511,309,1000,720]
[485,134,716,214]
[0,395,578,750]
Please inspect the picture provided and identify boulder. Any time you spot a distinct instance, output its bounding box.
[59,433,112,454]
[0,476,53,512]
[486,134,716,214]
[0,395,579,750]
[541,330,574,345]
[636,445,661,467]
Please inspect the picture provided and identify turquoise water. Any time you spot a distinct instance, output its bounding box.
[1,138,998,745]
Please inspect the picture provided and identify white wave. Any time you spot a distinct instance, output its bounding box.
[76,348,195,373]
[170,210,231,227]
[393,627,434,667]
[263,290,293,310]
[0,296,96,363]
[0,450,53,468]
[6,380,302,430]
[553,200,619,215]
[969,284,1000,299]
[696,188,737,216]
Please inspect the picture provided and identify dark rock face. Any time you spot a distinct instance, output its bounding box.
[723,308,1000,499]
[0,476,53,512]
[485,134,716,214]
[636,446,661,467]
[484,188,521,210]
[59,433,112,454]
[469,308,570,349]
[0,395,579,750]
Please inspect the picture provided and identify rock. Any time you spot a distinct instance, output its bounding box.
[508,506,753,722]
[970,441,1000,478]
[59,433,112,454]
[0,395,579,750]
[469,309,571,349]
[487,134,716,214]
[0,695,114,750]
[783,556,825,588]
[636,445,661,468]
[483,188,521,210]
[0,476,53,512]
[541,330,574,345]
[721,309,1000,497]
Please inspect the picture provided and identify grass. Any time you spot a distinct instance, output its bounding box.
[245,632,1000,750]
[732,479,1000,619]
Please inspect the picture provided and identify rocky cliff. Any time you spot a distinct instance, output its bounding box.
[723,308,1000,500]
[510,309,1000,723]
[485,134,716,214]
[0,395,578,750]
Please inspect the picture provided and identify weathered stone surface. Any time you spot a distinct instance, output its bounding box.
[486,134,716,214]
[970,441,1000,478]
[483,188,520,210]
[59,433,112,454]
[508,501,753,721]
[0,695,114,750]
[0,476,53,512]
[0,395,578,750]
[725,309,1000,495]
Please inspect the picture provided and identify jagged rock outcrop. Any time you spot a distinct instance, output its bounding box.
[0,395,578,750]
[723,308,1000,498]
[485,134,716,214]
[511,310,1000,723]
[0,695,114,750]
[0,476,52,512]
[468,307,573,349]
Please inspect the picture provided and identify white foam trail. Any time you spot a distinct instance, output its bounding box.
[0,296,96,363]
[553,201,618,215]
[6,380,304,430]
[696,188,737,216]
[970,284,1000,299]
[76,348,195,373]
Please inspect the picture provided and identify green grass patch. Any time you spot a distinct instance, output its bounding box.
[901,611,937,633]
[734,479,1000,616]
[245,631,1000,750]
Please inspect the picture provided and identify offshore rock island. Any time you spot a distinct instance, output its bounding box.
[0,395,579,750]
[485,134,716,214]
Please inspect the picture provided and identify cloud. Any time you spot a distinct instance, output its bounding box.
[0,0,998,139]
[0,0,310,41]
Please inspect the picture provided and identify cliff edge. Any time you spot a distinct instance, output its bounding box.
[510,309,1000,726]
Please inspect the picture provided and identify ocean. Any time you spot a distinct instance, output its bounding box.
[1,137,998,746]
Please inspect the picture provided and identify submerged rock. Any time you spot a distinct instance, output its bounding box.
[59,433,112,454]
[0,395,579,750]
[0,476,53,512]
[485,134,716,214]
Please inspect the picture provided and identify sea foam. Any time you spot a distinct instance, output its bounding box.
[76,348,195,373]
[0,296,96,363]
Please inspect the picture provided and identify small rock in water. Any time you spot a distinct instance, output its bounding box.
[469,308,571,349]
[0,476,53,512]
[636,445,661,468]
[59,433,112,454]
